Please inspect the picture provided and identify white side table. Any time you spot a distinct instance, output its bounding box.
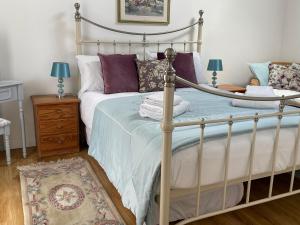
[0,81,26,158]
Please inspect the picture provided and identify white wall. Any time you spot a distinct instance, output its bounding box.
[281,0,300,62]
[0,0,287,149]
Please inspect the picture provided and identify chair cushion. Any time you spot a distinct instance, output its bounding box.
[268,63,300,91]
[0,118,10,127]
[249,62,271,86]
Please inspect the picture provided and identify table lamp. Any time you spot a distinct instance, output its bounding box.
[207,59,223,87]
[50,62,70,99]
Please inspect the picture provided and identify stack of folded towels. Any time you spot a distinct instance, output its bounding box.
[232,86,280,109]
[139,92,190,120]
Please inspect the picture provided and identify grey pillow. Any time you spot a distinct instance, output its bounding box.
[136,59,168,93]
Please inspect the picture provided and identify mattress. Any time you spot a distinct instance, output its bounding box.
[80,90,299,189]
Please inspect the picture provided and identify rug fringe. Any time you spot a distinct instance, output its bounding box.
[17,157,85,171]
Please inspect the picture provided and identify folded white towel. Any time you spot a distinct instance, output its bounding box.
[144,92,183,108]
[245,85,275,97]
[232,91,280,109]
[232,99,280,109]
[139,100,190,120]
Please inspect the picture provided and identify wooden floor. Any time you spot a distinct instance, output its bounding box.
[1,148,300,225]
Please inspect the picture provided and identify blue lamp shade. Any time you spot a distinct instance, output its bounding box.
[50,62,70,78]
[207,59,223,72]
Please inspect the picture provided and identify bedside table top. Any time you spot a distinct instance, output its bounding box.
[217,84,246,93]
[0,80,23,87]
[31,94,80,105]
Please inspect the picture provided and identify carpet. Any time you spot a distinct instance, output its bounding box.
[18,157,125,225]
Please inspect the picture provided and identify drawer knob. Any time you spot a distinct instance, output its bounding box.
[57,124,63,129]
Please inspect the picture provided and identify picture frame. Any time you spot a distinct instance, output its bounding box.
[118,0,170,24]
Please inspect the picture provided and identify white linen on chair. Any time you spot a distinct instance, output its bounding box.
[0,118,10,127]
[245,85,275,96]
[274,89,300,103]
[232,86,280,109]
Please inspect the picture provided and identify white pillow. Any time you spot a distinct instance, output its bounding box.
[136,50,158,60]
[76,55,103,98]
[192,52,208,84]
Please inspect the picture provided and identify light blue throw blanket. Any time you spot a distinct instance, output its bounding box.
[89,88,299,225]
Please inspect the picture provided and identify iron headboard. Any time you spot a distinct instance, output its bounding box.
[74,3,204,57]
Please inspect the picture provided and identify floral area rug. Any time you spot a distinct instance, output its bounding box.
[18,157,125,225]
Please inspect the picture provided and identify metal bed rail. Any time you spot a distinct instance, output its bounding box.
[160,48,300,225]
[79,40,201,57]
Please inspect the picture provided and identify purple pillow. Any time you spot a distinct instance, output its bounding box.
[99,54,139,94]
[157,52,197,88]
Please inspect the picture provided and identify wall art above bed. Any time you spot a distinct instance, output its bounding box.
[118,0,170,24]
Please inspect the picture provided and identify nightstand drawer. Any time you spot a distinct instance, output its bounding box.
[37,104,77,121]
[39,133,78,151]
[0,86,18,102]
[39,119,78,135]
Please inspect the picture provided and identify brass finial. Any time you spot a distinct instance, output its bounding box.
[164,48,176,87]
[164,48,176,64]
[74,3,81,21]
[199,10,204,17]
[199,10,204,24]
[279,95,286,114]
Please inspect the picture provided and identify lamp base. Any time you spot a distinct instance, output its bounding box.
[212,71,217,88]
[57,78,65,99]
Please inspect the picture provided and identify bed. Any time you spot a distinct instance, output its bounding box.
[74,3,300,225]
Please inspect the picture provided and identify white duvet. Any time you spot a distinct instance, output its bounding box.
[80,89,299,188]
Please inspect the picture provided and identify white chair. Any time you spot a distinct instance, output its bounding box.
[0,118,11,165]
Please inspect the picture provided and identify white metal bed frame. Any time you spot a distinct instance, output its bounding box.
[74,3,300,225]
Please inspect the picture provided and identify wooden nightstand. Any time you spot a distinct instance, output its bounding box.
[31,95,80,157]
[217,84,246,93]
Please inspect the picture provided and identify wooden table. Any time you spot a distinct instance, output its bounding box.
[0,81,26,157]
[217,84,246,93]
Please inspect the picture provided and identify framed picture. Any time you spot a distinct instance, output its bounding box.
[118,0,170,24]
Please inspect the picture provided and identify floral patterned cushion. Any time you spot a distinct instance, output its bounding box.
[268,63,300,91]
[136,59,168,93]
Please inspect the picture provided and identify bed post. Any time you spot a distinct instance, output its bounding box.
[197,10,204,53]
[75,3,82,55]
[160,48,176,225]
